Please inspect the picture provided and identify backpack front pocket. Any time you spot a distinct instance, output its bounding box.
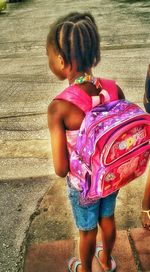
[102,120,150,165]
[100,143,150,197]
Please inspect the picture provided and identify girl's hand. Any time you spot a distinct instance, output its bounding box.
[140,210,150,231]
[141,166,150,231]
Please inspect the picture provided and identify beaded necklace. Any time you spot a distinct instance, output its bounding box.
[69,72,102,90]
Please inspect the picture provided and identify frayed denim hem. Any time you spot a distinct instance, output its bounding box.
[77,224,98,231]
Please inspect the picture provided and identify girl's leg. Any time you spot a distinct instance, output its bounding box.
[66,179,101,271]
[98,214,116,270]
[69,226,98,272]
[79,226,98,272]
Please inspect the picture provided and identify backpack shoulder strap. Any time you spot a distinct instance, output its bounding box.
[99,78,118,102]
[53,78,118,113]
[53,84,92,113]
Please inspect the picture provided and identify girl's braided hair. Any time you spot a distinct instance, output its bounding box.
[47,12,101,72]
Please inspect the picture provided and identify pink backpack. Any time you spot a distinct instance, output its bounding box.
[54,78,150,205]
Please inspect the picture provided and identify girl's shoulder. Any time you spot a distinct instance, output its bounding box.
[48,89,72,121]
[48,98,70,116]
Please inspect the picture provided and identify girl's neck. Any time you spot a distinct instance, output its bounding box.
[67,69,93,85]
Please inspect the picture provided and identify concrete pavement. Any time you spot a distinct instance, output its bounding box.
[23,228,150,272]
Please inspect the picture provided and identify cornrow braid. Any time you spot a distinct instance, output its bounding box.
[59,21,74,66]
[74,22,92,70]
[47,12,101,72]
[82,19,100,67]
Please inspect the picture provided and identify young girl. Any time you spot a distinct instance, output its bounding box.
[141,64,150,230]
[47,12,125,272]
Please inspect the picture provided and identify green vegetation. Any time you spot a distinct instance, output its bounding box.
[0,0,6,12]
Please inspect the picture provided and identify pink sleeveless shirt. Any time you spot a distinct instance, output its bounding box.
[53,78,118,190]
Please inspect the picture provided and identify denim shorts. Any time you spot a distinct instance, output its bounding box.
[66,176,119,231]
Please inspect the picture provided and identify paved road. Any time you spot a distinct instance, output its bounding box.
[0,0,150,271]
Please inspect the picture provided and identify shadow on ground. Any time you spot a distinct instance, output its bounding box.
[0,175,55,272]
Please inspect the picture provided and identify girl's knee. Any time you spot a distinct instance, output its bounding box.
[79,225,98,237]
[99,214,115,222]
[98,214,116,228]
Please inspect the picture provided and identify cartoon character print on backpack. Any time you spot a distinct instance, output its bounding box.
[117,156,139,181]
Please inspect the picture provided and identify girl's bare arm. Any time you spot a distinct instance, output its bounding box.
[141,64,150,230]
[142,169,150,210]
[143,64,150,113]
[47,100,70,177]
[142,64,150,210]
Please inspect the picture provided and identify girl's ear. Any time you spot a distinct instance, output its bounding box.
[58,54,65,70]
